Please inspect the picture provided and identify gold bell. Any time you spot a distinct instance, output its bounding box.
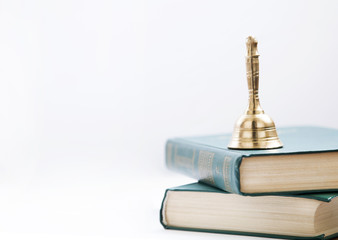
[228,36,283,150]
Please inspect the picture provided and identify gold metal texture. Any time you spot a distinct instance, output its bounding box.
[228,36,283,150]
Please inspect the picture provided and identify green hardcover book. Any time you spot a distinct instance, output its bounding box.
[160,182,338,240]
[166,126,338,195]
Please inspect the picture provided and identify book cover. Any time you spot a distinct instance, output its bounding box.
[160,182,338,240]
[166,126,338,194]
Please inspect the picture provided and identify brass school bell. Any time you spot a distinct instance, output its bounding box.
[228,36,283,150]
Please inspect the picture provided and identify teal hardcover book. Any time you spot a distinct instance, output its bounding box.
[160,182,338,240]
[166,126,338,195]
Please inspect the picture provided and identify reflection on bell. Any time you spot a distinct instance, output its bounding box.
[228,36,283,150]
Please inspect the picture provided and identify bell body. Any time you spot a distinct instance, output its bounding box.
[228,36,283,150]
[228,113,283,149]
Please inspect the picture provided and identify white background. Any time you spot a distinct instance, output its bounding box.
[0,0,338,239]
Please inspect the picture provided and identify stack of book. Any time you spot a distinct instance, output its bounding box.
[160,126,338,239]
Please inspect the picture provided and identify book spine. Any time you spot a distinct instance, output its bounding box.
[165,139,243,194]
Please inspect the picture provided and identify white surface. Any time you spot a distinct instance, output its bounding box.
[0,0,338,239]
